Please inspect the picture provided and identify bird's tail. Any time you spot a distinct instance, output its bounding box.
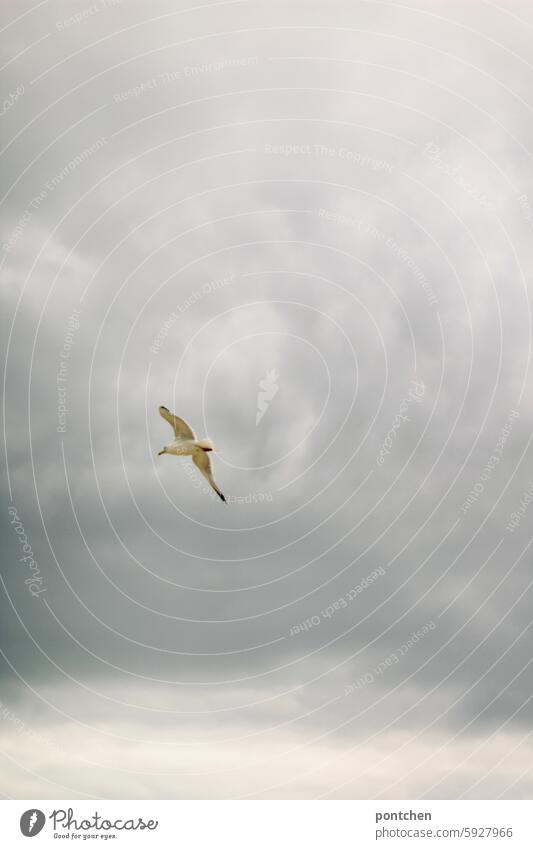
[196,438,215,452]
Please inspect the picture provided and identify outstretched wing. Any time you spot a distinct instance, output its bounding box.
[192,448,226,502]
[159,406,196,439]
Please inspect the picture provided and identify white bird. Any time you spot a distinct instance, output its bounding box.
[157,406,226,502]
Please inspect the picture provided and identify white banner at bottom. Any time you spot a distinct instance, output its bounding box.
[1,800,532,848]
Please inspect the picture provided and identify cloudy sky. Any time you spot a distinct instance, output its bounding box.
[2,0,533,800]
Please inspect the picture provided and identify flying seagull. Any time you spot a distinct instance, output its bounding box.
[157,406,226,502]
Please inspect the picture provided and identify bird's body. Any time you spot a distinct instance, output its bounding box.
[162,437,209,457]
[157,406,226,502]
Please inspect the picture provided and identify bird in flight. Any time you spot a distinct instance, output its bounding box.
[157,406,226,502]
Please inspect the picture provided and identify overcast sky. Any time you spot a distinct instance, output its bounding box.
[2,0,533,800]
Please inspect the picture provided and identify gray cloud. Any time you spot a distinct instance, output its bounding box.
[2,0,533,800]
